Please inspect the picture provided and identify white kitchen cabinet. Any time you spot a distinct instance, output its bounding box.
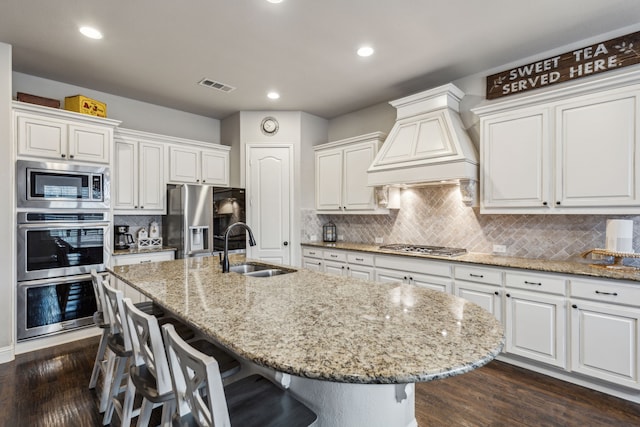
[570,277,640,389]
[473,74,640,214]
[323,249,376,279]
[168,143,229,186]
[302,247,324,272]
[114,131,165,213]
[14,102,119,164]
[504,271,567,368]
[315,132,386,213]
[376,254,452,293]
[111,251,175,302]
[453,265,503,321]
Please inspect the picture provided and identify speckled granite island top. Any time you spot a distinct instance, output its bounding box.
[108,256,504,384]
[302,242,640,282]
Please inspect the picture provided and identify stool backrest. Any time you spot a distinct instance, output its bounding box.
[162,323,231,427]
[90,269,108,322]
[123,298,173,396]
[102,280,132,352]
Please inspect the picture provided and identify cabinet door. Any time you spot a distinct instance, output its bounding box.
[481,108,550,209]
[411,272,452,294]
[113,140,138,210]
[302,257,323,272]
[324,260,347,276]
[571,300,639,389]
[454,281,502,322]
[169,146,200,183]
[138,141,165,212]
[347,264,375,281]
[315,148,343,210]
[343,142,377,210]
[16,113,67,159]
[375,268,408,284]
[68,124,111,163]
[556,91,639,207]
[201,148,229,186]
[505,289,566,368]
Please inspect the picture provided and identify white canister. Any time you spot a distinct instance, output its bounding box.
[605,219,634,253]
[149,221,160,238]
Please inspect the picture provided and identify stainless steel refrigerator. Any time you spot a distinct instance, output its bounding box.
[164,184,214,259]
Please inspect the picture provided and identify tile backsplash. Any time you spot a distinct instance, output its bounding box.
[301,185,640,262]
[114,215,162,243]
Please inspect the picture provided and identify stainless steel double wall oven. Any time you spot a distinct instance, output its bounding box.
[16,160,110,340]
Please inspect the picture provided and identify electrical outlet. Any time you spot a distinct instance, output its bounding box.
[493,244,507,254]
[309,234,318,242]
[338,234,345,241]
[375,237,384,244]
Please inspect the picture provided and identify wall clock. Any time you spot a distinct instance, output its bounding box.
[260,116,279,136]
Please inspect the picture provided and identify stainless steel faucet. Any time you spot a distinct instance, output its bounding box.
[222,222,257,273]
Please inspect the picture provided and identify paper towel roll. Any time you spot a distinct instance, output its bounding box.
[606,219,634,253]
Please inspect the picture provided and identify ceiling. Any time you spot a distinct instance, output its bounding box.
[1,0,640,120]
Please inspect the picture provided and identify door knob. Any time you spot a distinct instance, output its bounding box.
[283,241,288,246]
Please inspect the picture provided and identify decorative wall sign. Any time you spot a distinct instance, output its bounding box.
[486,30,640,100]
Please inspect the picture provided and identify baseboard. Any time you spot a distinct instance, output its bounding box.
[497,354,640,404]
[0,344,15,364]
[14,326,101,355]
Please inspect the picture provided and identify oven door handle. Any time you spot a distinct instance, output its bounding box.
[17,222,109,230]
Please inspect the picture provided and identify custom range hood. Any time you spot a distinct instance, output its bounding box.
[367,84,478,200]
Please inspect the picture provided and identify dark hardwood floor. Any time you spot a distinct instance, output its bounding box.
[1,336,639,426]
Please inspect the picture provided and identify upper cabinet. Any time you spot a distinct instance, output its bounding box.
[168,143,229,186]
[13,101,120,164]
[315,132,386,213]
[473,71,640,214]
[113,129,166,213]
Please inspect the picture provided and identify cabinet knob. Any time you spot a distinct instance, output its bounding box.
[542,201,548,206]
[403,276,407,280]
[134,206,138,209]
[196,179,200,183]
[341,266,345,269]
[556,201,561,205]
[203,180,206,183]
[572,304,578,309]
[409,276,413,281]
[69,154,74,159]
[506,293,511,298]
[283,241,288,246]
[494,291,499,295]
[61,154,66,158]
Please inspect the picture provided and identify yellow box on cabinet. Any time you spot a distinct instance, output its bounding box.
[64,95,107,118]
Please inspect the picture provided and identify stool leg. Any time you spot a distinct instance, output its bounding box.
[98,347,116,413]
[159,400,175,427]
[89,328,109,389]
[136,398,154,427]
[103,355,128,425]
[120,374,137,427]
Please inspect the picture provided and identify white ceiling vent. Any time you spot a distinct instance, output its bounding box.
[198,78,236,93]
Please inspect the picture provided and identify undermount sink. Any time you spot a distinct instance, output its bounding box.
[228,262,295,277]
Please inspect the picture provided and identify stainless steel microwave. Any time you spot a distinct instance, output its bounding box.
[17,160,110,210]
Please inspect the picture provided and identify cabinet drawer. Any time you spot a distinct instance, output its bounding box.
[454,265,502,286]
[347,252,374,266]
[324,250,347,262]
[302,247,323,259]
[375,255,451,277]
[506,272,566,295]
[112,251,174,266]
[570,278,640,307]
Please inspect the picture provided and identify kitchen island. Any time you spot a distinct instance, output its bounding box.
[109,255,504,427]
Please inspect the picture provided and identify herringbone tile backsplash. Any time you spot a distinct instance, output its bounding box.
[301,185,640,261]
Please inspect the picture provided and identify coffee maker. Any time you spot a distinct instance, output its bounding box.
[115,225,135,250]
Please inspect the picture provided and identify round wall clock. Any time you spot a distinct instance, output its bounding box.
[260,116,279,136]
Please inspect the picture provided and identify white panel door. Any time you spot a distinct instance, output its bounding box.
[343,142,377,210]
[315,148,343,210]
[454,281,502,322]
[571,300,639,388]
[138,141,165,212]
[17,113,67,159]
[68,124,111,163]
[201,149,229,186]
[113,139,138,210]
[169,146,200,183]
[247,145,292,265]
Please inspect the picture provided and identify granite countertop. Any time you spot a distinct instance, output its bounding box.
[113,246,176,256]
[301,242,640,282]
[108,255,504,384]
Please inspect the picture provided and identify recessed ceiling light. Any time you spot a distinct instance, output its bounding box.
[357,46,374,57]
[79,26,103,40]
[267,92,280,100]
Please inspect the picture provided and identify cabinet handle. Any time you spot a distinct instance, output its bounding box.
[309,251,315,255]
[355,257,364,261]
[139,260,152,264]
[140,206,144,209]
[595,290,618,296]
[524,281,542,286]
[409,276,413,281]
[203,180,206,183]
[196,179,200,183]
[469,273,484,278]
[542,201,548,206]
[403,276,408,280]
[341,266,345,269]
[61,154,66,158]
[317,262,322,266]
[494,291,499,295]
[330,254,338,258]
[69,154,74,159]
[572,304,578,309]
[556,201,561,205]
[506,293,511,297]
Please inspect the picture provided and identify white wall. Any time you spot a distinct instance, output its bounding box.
[0,43,14,362]
[327,102,395,142]
[12,72,221,143]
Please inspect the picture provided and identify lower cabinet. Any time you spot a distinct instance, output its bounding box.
[302,247,324,271]
[570,277,640,389]
[454,265,503,321]
[110,251,175,303]
[376,255,452,293]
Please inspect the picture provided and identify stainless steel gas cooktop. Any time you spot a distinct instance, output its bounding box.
[379,244,467,257]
